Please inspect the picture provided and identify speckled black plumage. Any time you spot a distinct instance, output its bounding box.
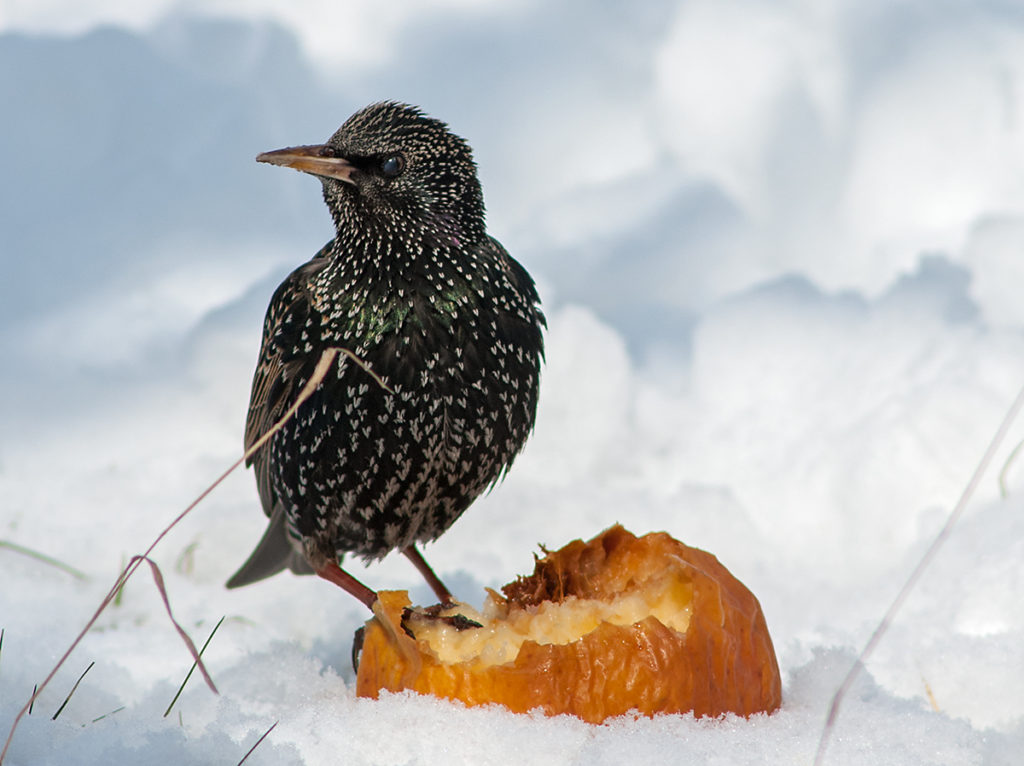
[227,102,544,597]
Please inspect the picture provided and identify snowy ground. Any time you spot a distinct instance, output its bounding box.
[2,2,1024,763]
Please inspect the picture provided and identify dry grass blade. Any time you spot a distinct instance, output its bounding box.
[52,662,94,721]
[175,542,199,575]
[814,380,1024,765]
[139,556,218,694]
[113,556,127,607]
[89,706,125,724]
[998,437,1024,498]
[922,675,941,713]
[0,347,376,765]
[0,541,88,581]
[237,720,278,765]
[164,616,225,717]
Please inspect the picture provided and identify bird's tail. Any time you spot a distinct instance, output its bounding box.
[226,503,314,588]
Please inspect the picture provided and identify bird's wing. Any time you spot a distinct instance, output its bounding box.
[485,235,547,335]
[245,254,330,518]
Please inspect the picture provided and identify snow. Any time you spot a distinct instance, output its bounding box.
[3,2,1024,763]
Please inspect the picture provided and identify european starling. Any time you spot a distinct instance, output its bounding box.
[226,102,545,609]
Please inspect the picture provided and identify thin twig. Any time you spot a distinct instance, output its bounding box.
[52,662,94,720]
[0,541,88,581]
[237,721,278,765]
[813,381,1024,765]
[164,616,226,717]
[0,347,377,764]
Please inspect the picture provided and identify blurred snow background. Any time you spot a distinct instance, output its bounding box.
[2,1,1024,763]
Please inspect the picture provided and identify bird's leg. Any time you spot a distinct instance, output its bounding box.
[316,561,377,610]
[402,545,455,606]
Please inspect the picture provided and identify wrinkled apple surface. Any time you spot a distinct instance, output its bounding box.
[355,526,782,723]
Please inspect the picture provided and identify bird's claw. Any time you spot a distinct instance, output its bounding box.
[351,625,366,673]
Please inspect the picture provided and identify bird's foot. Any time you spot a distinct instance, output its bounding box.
[402,545,456,606]
[315,561,377,609]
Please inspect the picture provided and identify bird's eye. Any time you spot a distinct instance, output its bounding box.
[380,154,405,178]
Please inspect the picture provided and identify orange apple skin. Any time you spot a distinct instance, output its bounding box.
[356,526,782,723]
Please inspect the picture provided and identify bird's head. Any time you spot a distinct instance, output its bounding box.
[258,102,486,247]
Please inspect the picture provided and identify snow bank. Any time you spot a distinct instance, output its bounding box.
[3,3,1024,763]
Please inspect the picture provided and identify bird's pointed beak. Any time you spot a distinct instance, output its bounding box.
[256,145,356,184]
